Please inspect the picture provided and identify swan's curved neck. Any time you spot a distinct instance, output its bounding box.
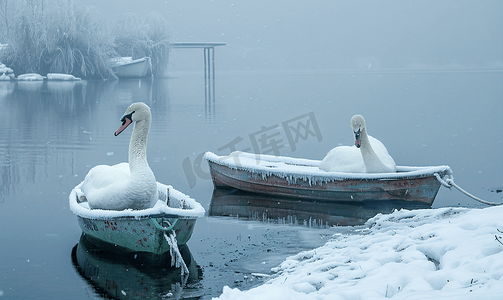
[129,118,150,171]
[359,127,387,172]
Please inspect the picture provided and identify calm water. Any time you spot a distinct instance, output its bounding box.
[1,71,502,299]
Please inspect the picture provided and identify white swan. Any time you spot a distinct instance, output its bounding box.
[79,102,158,210]
[319,115,396,173]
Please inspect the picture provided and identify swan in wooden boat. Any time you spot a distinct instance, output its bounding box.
[319,114,396,173]
[79,102,158,210]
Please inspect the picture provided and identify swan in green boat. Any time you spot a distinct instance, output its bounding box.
[79,102,158,210]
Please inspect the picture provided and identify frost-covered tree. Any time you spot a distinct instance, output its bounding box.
[112,12,170,77]
[0,1,170,78]
[0,0,117,79]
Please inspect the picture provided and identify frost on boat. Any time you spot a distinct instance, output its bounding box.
[69,181,204,263]
[205,151,452,205]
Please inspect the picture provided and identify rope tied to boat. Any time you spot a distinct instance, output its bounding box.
[434,172,502,206]
[163,231,190,279]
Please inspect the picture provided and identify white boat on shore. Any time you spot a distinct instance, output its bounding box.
[110,57,152,78]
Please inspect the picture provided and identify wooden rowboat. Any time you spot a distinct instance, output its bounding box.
[204,151,453,206]
[69,182,205,258]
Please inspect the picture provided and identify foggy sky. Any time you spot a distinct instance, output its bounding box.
[76,0,503,72]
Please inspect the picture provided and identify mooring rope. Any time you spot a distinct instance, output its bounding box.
[164,231,190,279]
[435,172,502,206]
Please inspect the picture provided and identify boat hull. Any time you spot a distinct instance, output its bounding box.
[112,57,152,78]
[206,152,451,205]
[77,216,196,255]
[70,182,204,256]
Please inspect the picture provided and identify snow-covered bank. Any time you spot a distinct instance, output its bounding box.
[0,62,14,80]
[216,205,503,300]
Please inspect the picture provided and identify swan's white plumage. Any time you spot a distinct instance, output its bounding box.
[319,115,396,173]
[319,136,390,173]
[80,102,158,210]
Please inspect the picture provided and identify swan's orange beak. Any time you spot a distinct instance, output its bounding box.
[354,129,361,148]
[114,113,133,136]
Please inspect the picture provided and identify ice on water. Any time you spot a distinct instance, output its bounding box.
[216,205,503,299]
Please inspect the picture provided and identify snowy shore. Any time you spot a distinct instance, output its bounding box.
[216,205,503,300]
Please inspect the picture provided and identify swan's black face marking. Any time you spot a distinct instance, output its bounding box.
[114,111,135,136]
[354,127,362,148]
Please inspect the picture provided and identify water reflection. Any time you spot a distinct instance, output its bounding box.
[72,234,202,299]
[1,70,501,299]
[0,80,15,99]
[209,188,431,227]
[0,78,170,202]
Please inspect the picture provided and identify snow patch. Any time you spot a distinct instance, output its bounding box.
[17,73,45,81]
[47,73,81,81]
[216,205,503,299]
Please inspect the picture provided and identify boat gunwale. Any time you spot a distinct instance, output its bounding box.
[75,213,198,253]
[76,213,197,221]
[204,151,452,182]
[69,182,205,221]
[75,214,187,232]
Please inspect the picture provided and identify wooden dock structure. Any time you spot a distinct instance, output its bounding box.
[171,42,226,112]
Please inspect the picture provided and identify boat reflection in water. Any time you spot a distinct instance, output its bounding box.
[71,234,202,299]
[209,189,432,227]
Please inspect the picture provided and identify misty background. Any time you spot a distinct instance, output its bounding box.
[1,1,502,298]
[76,0,503,73]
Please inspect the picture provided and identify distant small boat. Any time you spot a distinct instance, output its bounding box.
[110,57,152,78]
[69,182,204,257]
[205,151,452,206]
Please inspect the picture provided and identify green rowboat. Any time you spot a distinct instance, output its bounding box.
[69,182,204,258]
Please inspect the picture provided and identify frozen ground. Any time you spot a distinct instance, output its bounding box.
[216,205,503,300]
